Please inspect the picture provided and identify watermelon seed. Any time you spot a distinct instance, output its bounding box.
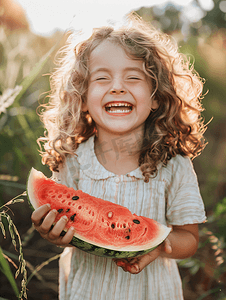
[66,209,70,213]
[125,236,130,239]
[70,214,76,221]
[108,212,113,218]
[133,219,140,224]
[123,223,126,228]
[72,196,79,200]
[111,223,115,229]
[57,209,63,213]
[60,231,66,237]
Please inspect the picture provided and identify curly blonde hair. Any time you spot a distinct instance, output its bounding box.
[38,14,206,182]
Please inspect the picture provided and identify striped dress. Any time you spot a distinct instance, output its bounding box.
[54,136,206,300]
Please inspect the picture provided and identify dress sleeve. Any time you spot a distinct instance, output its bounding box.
[51,155,80,189]
[166,156,206,226]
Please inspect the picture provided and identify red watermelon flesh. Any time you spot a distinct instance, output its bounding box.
[27,168,171,254]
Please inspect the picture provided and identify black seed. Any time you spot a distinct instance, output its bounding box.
[70,214,76,221]
[128,228,131,232]
[133,219,140,224]
[60,230,66,237]
[111,224,115,229]
[66,208,70,213]
[57,208,63,213]
[72,196,79,200]
[125,236,130,239]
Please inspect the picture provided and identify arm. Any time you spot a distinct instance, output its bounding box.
[161,224,199,259]
[114,223,199,274]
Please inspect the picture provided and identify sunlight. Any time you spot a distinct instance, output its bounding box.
[16,0,193,36]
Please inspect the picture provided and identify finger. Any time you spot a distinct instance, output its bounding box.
[48,215,68,240]
[60,226,76,245]
[126,257,138,264]
[130,250,160,274]
[31,204,51,226]
[116,261,126,267]
[164,238,172,254]
[38,209,58,234]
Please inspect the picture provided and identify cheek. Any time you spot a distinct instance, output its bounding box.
[87,89,103,108]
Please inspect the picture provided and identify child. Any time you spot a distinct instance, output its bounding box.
[31,14,206,300]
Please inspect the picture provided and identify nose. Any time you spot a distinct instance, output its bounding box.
[109,78,126,95]
[110,88,126,95]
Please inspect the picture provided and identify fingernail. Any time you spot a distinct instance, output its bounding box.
[46,203,51,209]
[134,264,139,272]
[62,215,68,221]
[70,226,75,232]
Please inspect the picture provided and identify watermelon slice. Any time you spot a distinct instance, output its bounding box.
[27,168,171,258]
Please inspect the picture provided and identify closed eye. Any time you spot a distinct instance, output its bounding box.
[128,77,141,80]
[96,77,109,81]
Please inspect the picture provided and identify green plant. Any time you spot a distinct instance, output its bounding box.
[0,192,27,299]
[0,27,62,299]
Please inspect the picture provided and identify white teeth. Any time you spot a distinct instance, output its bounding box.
[105,102,133,113]
[105,102,132,108]
[107,109,131,113]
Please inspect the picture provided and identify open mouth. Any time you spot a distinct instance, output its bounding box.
[105,102,133,114]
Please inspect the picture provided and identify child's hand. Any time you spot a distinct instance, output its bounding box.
[31,204,75,247]
[113,238,172,274]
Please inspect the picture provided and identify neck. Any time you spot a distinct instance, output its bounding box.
[94,129,144,174]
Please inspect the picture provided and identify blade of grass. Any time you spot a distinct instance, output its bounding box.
[27,253,61,285]
[12,45,57,155]
[12,42,59,160]
[0,246,19,298]
[13,44,57,105]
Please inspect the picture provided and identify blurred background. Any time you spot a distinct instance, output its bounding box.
[0,0,226,299]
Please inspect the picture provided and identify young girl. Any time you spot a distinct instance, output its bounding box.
[31,14,206,300]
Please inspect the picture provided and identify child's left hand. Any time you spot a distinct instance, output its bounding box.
[113,237,172,274]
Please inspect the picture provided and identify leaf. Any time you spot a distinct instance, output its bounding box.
[13,44,57,106]
[0,86,22,115]
[0,246,19,298]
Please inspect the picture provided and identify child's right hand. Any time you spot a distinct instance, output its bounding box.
[31,204,75,247]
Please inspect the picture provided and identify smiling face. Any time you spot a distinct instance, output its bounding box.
[83,41,158,138]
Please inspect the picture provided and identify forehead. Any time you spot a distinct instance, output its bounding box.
[88,40,144,72]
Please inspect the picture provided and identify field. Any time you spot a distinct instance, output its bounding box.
[0,6,226,299]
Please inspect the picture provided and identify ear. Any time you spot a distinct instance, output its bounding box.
[82,101,88,112]
[151,98,159,110]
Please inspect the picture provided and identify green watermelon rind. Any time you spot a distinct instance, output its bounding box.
[27,167,171,258]
[69,235,158,258]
